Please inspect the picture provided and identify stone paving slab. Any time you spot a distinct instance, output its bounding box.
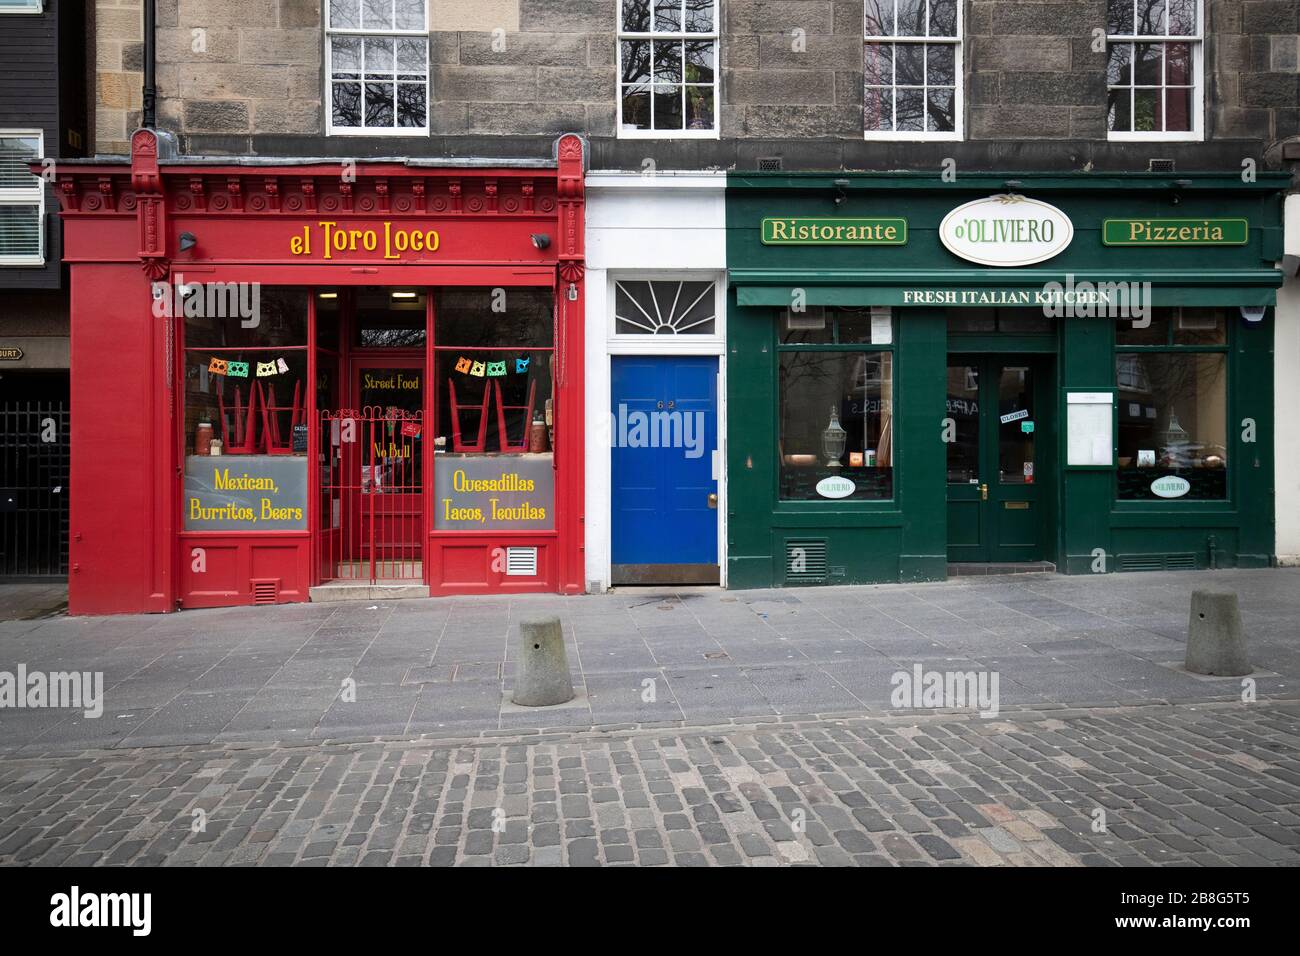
[0,569,1296,754]
[0,583,67,621]
[0,700,1297,867]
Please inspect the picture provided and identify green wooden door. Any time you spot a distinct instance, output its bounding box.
[946,355,1049,563]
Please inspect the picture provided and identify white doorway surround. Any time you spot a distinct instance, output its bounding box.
[584,171,728,592]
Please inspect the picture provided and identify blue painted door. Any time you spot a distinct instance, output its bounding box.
[611,356,719,583]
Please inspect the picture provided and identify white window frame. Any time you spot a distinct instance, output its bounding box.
[863,0,964,142]
[606,273,726,352]
[0,1,44,13]
[616,1,721,140]
[0,130,45,267]
[610,276,724,342]
[1106,0,1204,142]
[325,0,430,137]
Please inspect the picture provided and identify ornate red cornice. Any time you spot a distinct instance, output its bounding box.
[51,162,563,220]
[44,133,584,278]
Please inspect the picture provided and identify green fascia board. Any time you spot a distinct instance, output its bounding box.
[733,270,1283,307]
[730,269,1285,286]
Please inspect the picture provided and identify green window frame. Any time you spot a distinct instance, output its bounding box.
[1114,307,1230,502]
[776,306,898,503]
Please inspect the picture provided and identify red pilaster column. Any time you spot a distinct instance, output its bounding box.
[555,134,586,595]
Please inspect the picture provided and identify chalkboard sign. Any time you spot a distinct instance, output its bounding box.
[292,424,309,453]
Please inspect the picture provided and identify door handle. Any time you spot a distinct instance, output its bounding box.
[980,483,988,501]
[707,493,718,509]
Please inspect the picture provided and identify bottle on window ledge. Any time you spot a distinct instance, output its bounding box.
[530,414,549,454]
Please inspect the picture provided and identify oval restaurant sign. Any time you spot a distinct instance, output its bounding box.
[1150,475,1191,499]
[815,476,856,499]
[939,195,1073,267]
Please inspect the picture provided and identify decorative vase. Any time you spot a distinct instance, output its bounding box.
[822,405,847,469]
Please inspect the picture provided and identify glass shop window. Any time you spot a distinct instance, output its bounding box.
[614,279,716,335]
[1116,308,1228,501]
[946,363,979,482]
[183,286,309,456]
[780,305,895,345]
[182,286,309,531]
[354,286,426,347]
[947,308,1056,335]
[997,365,1035,484]
[778,350,895,501]
[1115,306,1226,347]
[433,288,555,456]
[316,289,342,351]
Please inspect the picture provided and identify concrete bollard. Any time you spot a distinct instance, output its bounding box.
[1185,589,1251,677]
[512,617,575,706]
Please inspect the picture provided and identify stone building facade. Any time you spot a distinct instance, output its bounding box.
[85,1,1300,171]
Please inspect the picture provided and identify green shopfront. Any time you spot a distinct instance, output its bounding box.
[725,172,1288,588]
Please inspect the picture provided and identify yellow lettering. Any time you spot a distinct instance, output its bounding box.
[319,221,336,260]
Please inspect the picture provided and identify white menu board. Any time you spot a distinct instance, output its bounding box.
[1066,392,1114,466]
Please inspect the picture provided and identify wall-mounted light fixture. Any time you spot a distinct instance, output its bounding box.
[531,233,551,250]
[391,290,417,299]
[178,231,197,252]
[833,178,850,206]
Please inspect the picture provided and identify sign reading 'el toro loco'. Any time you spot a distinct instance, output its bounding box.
[289,220,441,260]
[940,195,1074,267]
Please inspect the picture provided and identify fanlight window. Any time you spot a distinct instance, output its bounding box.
[615,280,716,335]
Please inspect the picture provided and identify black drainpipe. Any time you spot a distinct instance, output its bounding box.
[141,0,156,129]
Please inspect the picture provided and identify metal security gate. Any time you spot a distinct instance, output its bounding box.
[318,406,424,583]
[0,401,69,578]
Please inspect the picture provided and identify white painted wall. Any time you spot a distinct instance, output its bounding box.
[584,171,728,592]
[1276,193,1300,566]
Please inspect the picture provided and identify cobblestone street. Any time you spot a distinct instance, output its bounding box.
[2,700,1297,867]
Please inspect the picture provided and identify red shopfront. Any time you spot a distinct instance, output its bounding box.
[49,130,586,614]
